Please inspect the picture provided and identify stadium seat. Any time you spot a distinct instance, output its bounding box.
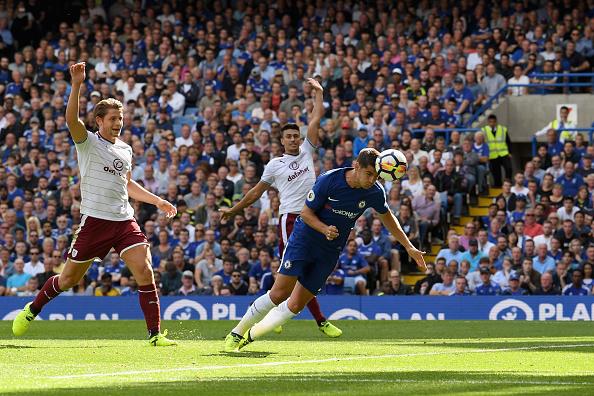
[184,107,198,116]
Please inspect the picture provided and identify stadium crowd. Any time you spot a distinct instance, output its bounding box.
[0,0,593,298]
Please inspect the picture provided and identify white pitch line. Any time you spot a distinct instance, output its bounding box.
[48,343,594,380]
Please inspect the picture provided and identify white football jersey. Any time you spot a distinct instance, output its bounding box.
[75,131,134,221]
[260,139,316,215]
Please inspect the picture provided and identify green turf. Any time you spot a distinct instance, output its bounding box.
[1,320,593,395]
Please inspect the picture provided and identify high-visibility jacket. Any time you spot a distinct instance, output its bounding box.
[482,125,509,159]
[551,119,577,143]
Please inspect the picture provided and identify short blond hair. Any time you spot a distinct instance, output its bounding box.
[93,98,123,119]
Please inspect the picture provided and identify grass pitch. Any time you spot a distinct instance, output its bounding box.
[0,320,593,395]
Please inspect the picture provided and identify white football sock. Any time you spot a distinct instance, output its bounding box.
[250,299,297,340]
[232,292,277,335]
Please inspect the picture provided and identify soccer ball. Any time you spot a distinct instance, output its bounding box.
[375,149,408,181]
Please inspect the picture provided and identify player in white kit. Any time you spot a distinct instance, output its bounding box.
[221,78,342,346]
[12,62,177,346]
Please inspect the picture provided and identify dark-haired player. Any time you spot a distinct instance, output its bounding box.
[227,148,426,351]
[222,78,342,348]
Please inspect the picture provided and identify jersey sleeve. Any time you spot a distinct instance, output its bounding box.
[300,137,317,155]
[371,183,389,214]
[305,173,331,211]
[260,160,276,187]
[74,130,94,152]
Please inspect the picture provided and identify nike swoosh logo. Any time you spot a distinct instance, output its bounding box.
[328,197,339,202]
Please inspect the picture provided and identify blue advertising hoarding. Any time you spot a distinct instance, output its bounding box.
[2,296,594,321]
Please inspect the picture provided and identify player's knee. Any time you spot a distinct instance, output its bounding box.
[269,288,290,305]
[286,298,305,314]
[59,273,79,289]
[136,264,154,285]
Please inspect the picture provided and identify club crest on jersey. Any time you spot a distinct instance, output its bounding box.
[113,158,124,171]
[358,200,366,208]
[307,190,315,202]
[284,260,292,269]
[289,161,299,170]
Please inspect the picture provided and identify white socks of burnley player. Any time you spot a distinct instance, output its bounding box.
[232,292,277,336]
[250,300,297,340]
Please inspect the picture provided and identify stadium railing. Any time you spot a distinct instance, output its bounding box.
[410,128,480,144]
[465,73,594,128]
[531,127,594,157]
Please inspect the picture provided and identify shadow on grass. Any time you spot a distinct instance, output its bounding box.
[375,340,594,353]
[5,371,594,396]
[215,351,277,358]
[0,344,34,349]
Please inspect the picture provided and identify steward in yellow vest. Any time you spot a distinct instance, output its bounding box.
[481,114,512,187]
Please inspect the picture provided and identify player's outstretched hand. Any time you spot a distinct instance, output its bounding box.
[306,77,323,93]
[407,246,427,271]
[325,225,339,241]
[219,207,235,222]
[69,62,86,84]
[157,199,177,219]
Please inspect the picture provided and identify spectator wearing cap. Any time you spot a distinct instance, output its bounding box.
[444,77,473,116]
[501,271,528,295]
[177,270,198,296]
[562,269,590,296]
[460,239,485,272]
[475,268,502,295]
[247,68,270,98]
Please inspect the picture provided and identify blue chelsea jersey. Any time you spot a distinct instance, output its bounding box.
[291,168,389,251]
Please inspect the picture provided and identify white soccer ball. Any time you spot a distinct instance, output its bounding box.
[375,149,408,181]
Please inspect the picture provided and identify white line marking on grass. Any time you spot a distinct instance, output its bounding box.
[48,343,594,380]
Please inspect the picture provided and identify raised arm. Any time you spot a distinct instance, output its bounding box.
[378,209,426,271]
[306,77,324,147]
[66,62,90,144]
[220,180,270,221]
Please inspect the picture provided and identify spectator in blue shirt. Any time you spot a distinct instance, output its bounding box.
[247,69,270,98]
[259,259,280,295]
[103,252,124,287]
[533,243,556,274]
[429,268,456,295]
[556,161,583,197]
[248,250,271,287]
[460,239,485,271]
[353,126,371,156]
[436,235,465,265]
[444,77,473,115]
[324,265,345,295]
[562,269,590,296]
[501,271,528,295]
[339,239,370,295]
[475,268,502,295]
[6,259,31,295]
